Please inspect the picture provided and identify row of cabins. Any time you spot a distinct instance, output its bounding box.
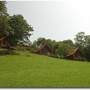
[35,44,86,61]
[0,37,86,61]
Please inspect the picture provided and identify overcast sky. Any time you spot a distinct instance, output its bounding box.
[6,0,90,42]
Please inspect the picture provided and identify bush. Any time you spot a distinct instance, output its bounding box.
[54,54,64,59]
[0,49,8,55]
[30,48,36,53]
[16,46,26,51]
[0,49,19,55]
[60,55,64,59]
[54,54,60,58]
[8,51,19,55]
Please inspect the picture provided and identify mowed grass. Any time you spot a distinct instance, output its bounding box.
[0,51,90,88]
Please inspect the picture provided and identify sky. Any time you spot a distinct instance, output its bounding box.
[6,0,90,43]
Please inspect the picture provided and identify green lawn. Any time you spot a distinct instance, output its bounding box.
[0,51,90,87]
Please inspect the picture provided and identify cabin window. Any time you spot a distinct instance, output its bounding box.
[47,52,50,55]
[79,56,81,58]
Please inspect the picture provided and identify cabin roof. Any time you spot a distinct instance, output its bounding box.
[65,48,85,57]
[0,37,4,41]
[35,44,53,53]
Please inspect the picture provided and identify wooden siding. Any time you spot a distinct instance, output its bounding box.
[35,44,53,56]
[65,48,86,61]
[0,40,8,48]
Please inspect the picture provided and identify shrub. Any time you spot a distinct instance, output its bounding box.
[30,48,36,53]
[0,49,8,55]
[16,46,26,51]
[0,49,19,55]
[8,51,19,55]
[60,55,64,59]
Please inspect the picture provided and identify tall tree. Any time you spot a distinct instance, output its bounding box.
[0,1,7,15]
[83,35,90,61]
[74,32,85,49]
[7,14,34,46]
[74,32,90,61]
[0,1,13,38]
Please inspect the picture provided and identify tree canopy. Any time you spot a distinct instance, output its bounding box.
[74,32,90,61]
[0,1,34,47]
[0,1,13,38]
[7,14,34,46]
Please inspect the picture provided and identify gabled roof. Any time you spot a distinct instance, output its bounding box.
[0,35,9,41]
[65,48,84,57]
[0,37,5,41]
[35,44,53,53]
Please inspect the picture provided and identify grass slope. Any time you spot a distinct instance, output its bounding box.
[0,51,90,87]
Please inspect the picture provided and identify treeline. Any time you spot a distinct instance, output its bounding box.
[30,32,90,61]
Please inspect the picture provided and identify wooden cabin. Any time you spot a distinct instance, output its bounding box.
[0,37,17,50]
[0,37,8,48]
[35,44,53,56]
[65,48,86,61]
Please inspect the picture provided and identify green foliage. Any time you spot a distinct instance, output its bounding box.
[54,54,59,58]
[0,1,7,15]
[0,1,33,49]
[0,49,8,55]
[55,43,73,57]
[30,41,38,53]
[57,54,60,58]
[0,52,90,87]
[0,1,13,38]
[6,50,19,55]
[7,14,34,46]
[60,54,64,59]
[54,54,64,59]
[74,32,90,61]
[36,37,46,46]
[83,35,90,61]
[35,37,56,49]
[32,38,74,57]
[74,32,85,49]
[30,48,36,53]
[16,46,26,51]
[63,39,74,48]
[0,49,19,55]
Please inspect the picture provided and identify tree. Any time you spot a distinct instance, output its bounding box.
[55,43,73,57]
[0,1,7,15]
[83,35,90,61]
[30,40,38,53]
[0,1,13,38]
[74,32,85,49]
[74,32,90,61]
[7,14,34,46]
[36,37,46,46]
[63,39,74,48]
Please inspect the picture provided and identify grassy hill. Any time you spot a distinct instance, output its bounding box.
[0,51,90,87]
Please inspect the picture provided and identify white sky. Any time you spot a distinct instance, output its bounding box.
[6,0,90,42]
